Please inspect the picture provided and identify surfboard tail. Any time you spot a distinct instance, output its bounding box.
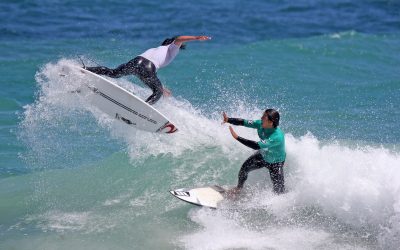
[157,122,178,134]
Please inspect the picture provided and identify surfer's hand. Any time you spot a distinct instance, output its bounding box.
[197,36,211,41]
[163,88,172,97]
[229,126,238,139]
[222,112,228,124]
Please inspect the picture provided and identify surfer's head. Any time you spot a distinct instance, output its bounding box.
[262,109,280,128]
[161,36,186,49]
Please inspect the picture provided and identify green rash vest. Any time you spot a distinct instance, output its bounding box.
[243,119,286,163]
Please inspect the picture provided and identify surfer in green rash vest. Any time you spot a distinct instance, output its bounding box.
[85,35,211,105]
[222,109,286,197]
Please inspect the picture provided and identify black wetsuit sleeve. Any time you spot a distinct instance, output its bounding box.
[227,118,244,126]
[237,136,260,150]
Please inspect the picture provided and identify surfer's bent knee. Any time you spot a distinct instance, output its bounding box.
[145,85,163,105]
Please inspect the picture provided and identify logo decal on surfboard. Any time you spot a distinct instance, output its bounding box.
[87,86,158,124]
[115,113,136,125]
[173,191,190,197]
[157,122,178,134]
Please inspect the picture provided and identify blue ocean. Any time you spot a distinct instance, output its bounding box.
[1,0,400,249]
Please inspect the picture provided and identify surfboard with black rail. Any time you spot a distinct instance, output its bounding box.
[60,64,178,134]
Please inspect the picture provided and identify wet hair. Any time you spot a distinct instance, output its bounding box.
[264,109,280,128]
[161,36,186,49]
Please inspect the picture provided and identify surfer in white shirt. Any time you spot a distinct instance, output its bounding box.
[85,35,211,105]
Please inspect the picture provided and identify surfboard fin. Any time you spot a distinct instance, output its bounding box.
[78,56,86,69]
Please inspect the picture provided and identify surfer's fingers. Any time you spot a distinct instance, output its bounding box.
[199,36,211,40]
[222,111,228,124]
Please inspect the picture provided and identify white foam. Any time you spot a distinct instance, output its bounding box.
[182,134,400,249]
[180,209,363,250]
[285,133,400,228]
[329,30,357,39]
[22,59,400,249]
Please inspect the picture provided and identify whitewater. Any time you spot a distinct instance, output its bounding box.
[1,58,396,250]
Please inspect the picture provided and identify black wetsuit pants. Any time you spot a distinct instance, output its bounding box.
[237,152,285,194]
[86,56,162,105]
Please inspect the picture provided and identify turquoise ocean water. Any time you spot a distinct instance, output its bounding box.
[1,1,400,249]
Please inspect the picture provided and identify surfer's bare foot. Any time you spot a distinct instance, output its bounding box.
[225,187,241,200]
[163,88,172,97]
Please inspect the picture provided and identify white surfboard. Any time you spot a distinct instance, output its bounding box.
[170,185,226,209]
[60,64,177,134]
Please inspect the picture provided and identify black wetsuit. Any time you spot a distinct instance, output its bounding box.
[228,118,286,194]
[86,56,162,105]
[238,152,285,194]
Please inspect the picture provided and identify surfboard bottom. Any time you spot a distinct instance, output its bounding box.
[60,64,178,134]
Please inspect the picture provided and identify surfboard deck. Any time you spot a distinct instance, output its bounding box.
[60,64,177,134]
[170,185,227,209]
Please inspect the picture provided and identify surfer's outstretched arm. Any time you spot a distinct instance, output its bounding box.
[222,112,245,126]
[222,112,262,129]
[174,36,211,46]
[228,126,260,150]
